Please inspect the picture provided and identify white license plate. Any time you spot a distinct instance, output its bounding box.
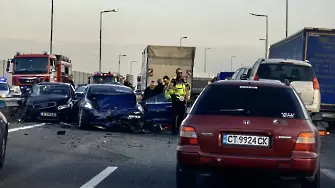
[222,134,269,147]
[40,112,57,117]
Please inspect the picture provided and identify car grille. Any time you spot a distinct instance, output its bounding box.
[33,102,57,109]
[18,78,37,84]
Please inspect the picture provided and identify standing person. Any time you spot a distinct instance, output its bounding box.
[143,81,156,100]
[68,74,75,88]
[165,68,190,134]
[154,78,164,94]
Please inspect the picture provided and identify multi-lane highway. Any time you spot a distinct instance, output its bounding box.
[0,122,334,188]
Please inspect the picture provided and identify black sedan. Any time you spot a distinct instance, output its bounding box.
[20,82,75,122]
[76,84,145,132]
[0,100,8,170]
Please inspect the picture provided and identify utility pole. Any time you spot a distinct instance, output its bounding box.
[285,0,288,37]
[50,0,54,54]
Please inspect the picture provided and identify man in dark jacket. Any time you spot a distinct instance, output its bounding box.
[68,74,75,88]
[143,81,156,100]
[154,79,164,94]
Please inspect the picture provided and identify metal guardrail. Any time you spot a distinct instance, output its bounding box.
[2,98,20,107]
[0,98,20,122]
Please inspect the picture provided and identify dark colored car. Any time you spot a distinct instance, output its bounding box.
[143,93,173,132]
[21,82,75,121]
[0,100,8,170]
[76,84,145,131]
[177,80,324,188]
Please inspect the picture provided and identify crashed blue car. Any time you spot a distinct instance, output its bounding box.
[142,93,174,132]
[76,84,145,132]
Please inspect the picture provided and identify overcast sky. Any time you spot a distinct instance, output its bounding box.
[0,0,334,76]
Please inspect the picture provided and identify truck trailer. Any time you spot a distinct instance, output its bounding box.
[141,45,196,93]
[268,27,335,122]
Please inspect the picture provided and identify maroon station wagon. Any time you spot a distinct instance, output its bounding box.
[176,80,324,188]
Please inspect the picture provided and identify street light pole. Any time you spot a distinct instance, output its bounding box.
[118,54,126,75]
[129,61,138,75]
[285,0,288,37]
[250,13,269,59]
[180,36,187,47]
[204,48,211,73]
[50,0,54,54]
[230,56,236,71]
[99,9,118,72]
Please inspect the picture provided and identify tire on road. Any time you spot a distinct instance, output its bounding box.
[78,109,91,130]
[176,163,197,188]
[0,127,8,169]
[300,167,320,188]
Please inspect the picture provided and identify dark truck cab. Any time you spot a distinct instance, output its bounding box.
[268,27,335,127]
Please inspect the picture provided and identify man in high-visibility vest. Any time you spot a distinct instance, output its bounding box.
[165,68,190,134]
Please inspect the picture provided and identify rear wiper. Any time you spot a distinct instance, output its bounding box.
[220,108,245,112]
[219,108,250,114]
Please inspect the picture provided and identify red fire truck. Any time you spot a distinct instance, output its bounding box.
[88,72,118,84]
[6,52,72,89]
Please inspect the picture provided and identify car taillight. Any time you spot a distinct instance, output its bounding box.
[313,77,319,90]
[294,132,316,152]
[253,75,259,81]
[178,126,198,145]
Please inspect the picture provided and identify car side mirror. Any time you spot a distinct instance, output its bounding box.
[240,74,248,80]
[311,112,323,121]
[0,100,6,109]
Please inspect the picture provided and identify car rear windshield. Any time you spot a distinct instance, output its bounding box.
[190,84,306,119]
[256,63,315,82]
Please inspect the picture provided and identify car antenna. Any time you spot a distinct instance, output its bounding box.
[284,79,290,86]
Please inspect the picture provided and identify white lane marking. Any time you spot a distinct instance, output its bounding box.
[321,168,335,180]
[80,166,118,188]
[8,123,46,133]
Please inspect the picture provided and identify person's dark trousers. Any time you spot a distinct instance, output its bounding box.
[17,99,28,121]
[172,101,186,135]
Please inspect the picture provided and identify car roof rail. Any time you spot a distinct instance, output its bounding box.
[284,79,290,86]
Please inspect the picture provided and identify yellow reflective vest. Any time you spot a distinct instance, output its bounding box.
[164,77,190,101]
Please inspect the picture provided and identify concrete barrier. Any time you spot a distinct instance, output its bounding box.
[0,98,20,122]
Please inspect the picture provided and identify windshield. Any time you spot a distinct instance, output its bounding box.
[13,57,48,74]
[31,85,69,96]
[0,83,8,91]
[88,85,132,95]
[191,84,306,119]
[257,63,315,82]
[75,86,86,93]
[92,76,117,83]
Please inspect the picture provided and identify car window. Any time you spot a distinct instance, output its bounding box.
[246,68,252,77]
[146,93,169,103]
[190,84,306,119]
[75,86,86,93]
[0,83,8,91]
[256,63,315,82]
[236,68,246,80]
[231,69,241,80]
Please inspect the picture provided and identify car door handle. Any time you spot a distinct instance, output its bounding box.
[166,105,172,107]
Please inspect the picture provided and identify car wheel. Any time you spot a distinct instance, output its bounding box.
[0,129,8,169]
[176,163,197,188]
[300,168,320,188]
[78,109,90,130]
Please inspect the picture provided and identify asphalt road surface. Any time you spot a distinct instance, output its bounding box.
[0,122,334,188]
